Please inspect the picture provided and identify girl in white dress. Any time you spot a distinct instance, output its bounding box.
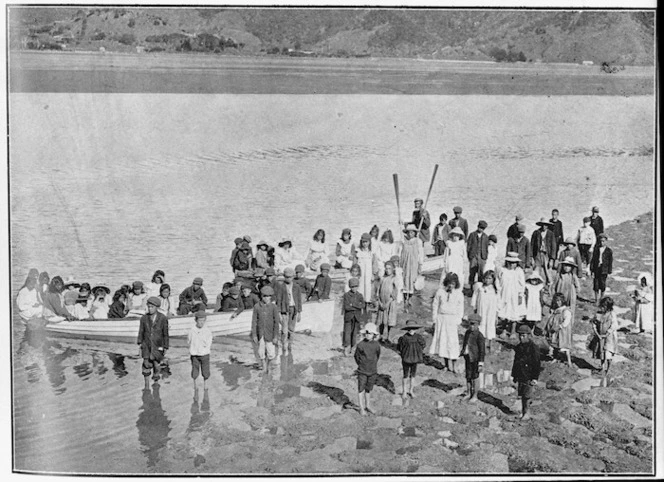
[484,234,498,274]
[524,271,545,330]
[376,229,400,265]
[336,228,356,269]
[471,270,499,346]
[444,227,466,284]
[16,275,43,321]
[430,272,464,373]
[633,272,654,333]
[356,233,375,302]
[498,252,526,337]
[305,229,330,272]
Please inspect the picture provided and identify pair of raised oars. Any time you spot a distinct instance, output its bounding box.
[393,164,439,240]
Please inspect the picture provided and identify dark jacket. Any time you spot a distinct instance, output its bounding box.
[137,311,169,360]
[506,222,521,242]
[450,216,469,239]
[309,274,331,301]
[506,236,532,268]
[274,281,302,314]
[397,332,426,364]
[511,339,541,382]
[251,301,280,342]
[590,245,613,275]
[294,277,312,300]
[549,218,564,252]
[241,292,260,310]
[220,296,243,312]
[232,250,253,272]
[466,230,489,260]
[354,339,381,375]
[531,229,556,261]
[108,300,127,319]
[342,290,365,322]
[179,286,208,307]
[412,208,431,243]
[431,222,450,246]
[461,329,486,363]
[590,215,604,236]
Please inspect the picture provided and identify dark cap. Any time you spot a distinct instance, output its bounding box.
[295,264,305,273]
[478,220,488,229]
[348,277,359,288]
[147,296,162,307]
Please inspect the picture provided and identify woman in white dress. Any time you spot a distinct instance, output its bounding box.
[356,233,375,302]
[16,275,43,321]
[430,272,464,373]
[633,272,654,333]
[305,229,330,272]
[497,252,526,337]
[443,227,466,283]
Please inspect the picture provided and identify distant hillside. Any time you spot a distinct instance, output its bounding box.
[8,7,655,65]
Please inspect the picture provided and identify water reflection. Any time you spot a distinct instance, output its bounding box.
[136,382,171,468]
[187,388,211,434]
[108,353,129,378]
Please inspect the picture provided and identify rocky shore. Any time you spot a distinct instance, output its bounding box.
[154,213,655,474]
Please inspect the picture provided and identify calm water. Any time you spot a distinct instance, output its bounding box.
[9,93,655,472]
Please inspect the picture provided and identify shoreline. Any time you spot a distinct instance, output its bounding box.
[11,211,655,474]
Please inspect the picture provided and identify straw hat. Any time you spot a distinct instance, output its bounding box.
[561,256,577,267]
[504,251,521,263]
[563,237,576,246]
[403,224,419,234]
[401,319,424,330]
[536,217,553,227]
[526,271,543,282]
[361,322,379,335]
[449,226,465,238]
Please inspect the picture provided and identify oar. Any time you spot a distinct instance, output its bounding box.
[393,173,404,240]
[417,164,439,234]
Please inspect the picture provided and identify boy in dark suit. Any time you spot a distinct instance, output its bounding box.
[461,314,485,402]
[137,296,170,387]
[590,233,613,304]
[511,324,541,420]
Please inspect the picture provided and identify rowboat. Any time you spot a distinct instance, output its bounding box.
[31,299,337,344]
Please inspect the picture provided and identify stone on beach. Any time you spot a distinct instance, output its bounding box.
[612,404,651,428]
[303,405,342,419]
[571,378,601,392]
[443,438,459,449]
[372,417,402,430]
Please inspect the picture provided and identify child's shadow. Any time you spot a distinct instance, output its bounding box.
[374,373,395,394]
[477,391,514,415]
[421,378,462,392]
[571,354,596,370]
[307,381,359,410]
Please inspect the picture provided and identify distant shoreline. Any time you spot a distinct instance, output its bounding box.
[9,50,655,95]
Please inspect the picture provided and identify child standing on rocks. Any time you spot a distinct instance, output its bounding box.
[471,270,499,349]
[396,319,426,405]
[375,261,399,343]
[461,314,485,402]
[544,293,573,367]
[589,296,617,378]
[342,277,365,356]
[354,322,381,416]
[188,311,212,389]
[511,324,540,420]
[524,271,545,332]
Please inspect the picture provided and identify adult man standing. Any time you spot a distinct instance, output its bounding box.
[467,220,489,287]
[449,206,469,239]
[531,218,556,285]
[506,224,532,269]
[590,206,604,237]
[507,214,524,241]
[274,267,302,354]
[411,197,431,245]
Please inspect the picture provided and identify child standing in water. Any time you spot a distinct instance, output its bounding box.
[471,270,499,349]
[375,261,399,343]
[354,322,381,416]
[188,311,212,389]
[397,320,426,406]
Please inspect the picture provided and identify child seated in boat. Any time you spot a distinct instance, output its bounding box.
[157,283,178,317]
[64,290,82,319]
[232,242,254,274]
[221,286,243,313]
[230,237,243,269]
[146,270,165,298]
[78,283,92,302]
[127,281,148,315]
[305,229,329,272]
[255,241,271,269]
[309,263,332,302]
[336,228,356,269]
[274,237,304,273]
[108,290,127,319]
[89,286,111,320]
[16,275,43,321]
[215,282,233,312]
[241,284,260,310]
[178,277,208,315]
[42,276,75,322]
[294,264,312,301]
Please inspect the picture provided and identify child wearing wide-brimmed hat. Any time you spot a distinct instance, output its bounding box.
[255,240,271,270]
[461,314,485,402]
[511,324,540,420]
[497,252,526,338]
[556,237,584,278]
[524,271,545,332]
[400,224,423,310]
[552,256,580,320]
[354,322,381,416]
[443,226,466,287]
[342,277,365,356]
[396,319,426,404]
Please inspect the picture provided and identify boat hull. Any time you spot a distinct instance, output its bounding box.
[38,299,337,344]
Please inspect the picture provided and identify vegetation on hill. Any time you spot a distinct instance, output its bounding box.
[8,8,655,65]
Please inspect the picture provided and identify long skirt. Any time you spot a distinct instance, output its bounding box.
[429,313,460,360]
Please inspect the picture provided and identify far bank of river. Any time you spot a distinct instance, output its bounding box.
[9,50,655,95]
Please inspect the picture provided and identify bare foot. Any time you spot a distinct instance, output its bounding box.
[520,413,531,420]
[359,409,367,416]
[366,407,376,415]
[469,396,478,403]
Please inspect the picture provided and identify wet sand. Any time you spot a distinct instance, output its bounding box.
[13,212,654,475]
[9,51,655,95]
